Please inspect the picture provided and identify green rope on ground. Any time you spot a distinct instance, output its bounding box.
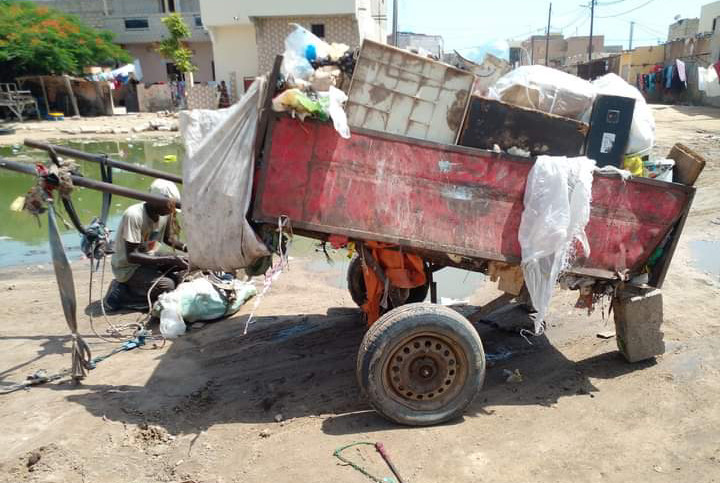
[334,442,389,483]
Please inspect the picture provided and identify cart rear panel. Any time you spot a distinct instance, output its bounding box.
[253,116,693,279]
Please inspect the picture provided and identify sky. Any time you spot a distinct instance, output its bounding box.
[390,0,714,61]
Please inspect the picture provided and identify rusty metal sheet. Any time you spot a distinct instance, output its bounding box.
[253,116,692,277]
[346,40,474,145]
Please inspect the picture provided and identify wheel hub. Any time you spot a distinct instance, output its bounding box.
[386,334,461,402]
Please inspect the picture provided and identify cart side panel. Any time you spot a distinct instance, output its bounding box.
[254,116,691,276]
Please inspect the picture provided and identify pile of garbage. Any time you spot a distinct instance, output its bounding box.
[272,24,353,138]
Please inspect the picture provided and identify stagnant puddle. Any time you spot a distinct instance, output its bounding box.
[690,240,720,283]
[0,138,183,268]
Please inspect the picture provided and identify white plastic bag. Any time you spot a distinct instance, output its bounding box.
[281,24,329,81]
[488,65,596,121]
[319,86,351,139]
[518,155,596,333]
[159,292,186,338]
[179,78,270,271]
[591,73,655,154]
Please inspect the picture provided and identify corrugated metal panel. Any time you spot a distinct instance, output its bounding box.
[346,40,475,144]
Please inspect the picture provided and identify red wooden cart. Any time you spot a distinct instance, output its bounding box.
[250,69,695,426]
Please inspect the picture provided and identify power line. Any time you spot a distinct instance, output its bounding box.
[596,0,658,18]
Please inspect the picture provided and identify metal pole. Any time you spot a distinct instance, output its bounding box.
[588,0,595,62]
[24,140,182,184]
[392,0,399,46]
[531,36,535,64]
[629,21,635,50]
[545,3,552,66]
[0,157,181,209]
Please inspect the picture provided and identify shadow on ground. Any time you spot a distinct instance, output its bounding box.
[47,302,656,436]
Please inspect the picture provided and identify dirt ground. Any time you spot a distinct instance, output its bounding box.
[0,105,719,483]
[0,113,178,146]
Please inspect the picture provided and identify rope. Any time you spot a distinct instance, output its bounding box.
[242,216,293,335]
[333,442,385,483]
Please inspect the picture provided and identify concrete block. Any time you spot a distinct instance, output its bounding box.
[612,289,664,362]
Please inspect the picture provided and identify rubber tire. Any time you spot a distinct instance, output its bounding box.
[356,303,485,426]
[346,255,430,307]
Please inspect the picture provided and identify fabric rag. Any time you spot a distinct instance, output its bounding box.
[360,241,426,324]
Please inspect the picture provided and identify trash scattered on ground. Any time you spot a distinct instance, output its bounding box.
[597,330,616,339]
[503,369,523,383]
[334,441,406,483]
[259,429,271,438]
[274,413,284,423]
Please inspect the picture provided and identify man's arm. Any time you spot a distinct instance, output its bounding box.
[163,229,187,252]
[125,241,188,269]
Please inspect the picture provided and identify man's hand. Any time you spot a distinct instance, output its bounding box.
[173,255,189,270]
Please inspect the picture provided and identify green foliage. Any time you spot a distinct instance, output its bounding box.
[0,1,131,80]
[156,13,196,74]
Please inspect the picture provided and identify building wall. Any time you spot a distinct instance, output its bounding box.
[200,0,356,26]
[122,41,213,84]
[699,1,720,33]
[253,15,359,74]
[667,18,699,40]
[395,32,444,58]
[566,36,604,60]
[523,35,566,65]
[207,24,258,99]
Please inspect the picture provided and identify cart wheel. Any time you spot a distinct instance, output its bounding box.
[356,303,485,426]
[347,255,430,308]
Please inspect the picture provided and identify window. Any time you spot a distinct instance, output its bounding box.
[160,0,176,13]
[311,23,325,38]
[124,18,149,30]
[194,15,203,28]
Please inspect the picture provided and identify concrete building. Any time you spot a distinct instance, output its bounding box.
[667,18,700,41]
[200,0,386,100]
[699,1,720,34]
[520,34,606,66]
[34,1,214,84]
[521,34,566,66]
[393,32,444,59]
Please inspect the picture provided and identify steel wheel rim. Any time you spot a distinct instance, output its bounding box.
[382,331,468,411]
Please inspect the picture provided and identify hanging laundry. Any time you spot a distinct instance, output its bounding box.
[713,61,720,79]
[676,59,687,87]
[698,66,707,91]
[706,66,720,98]
[664,65,673,89]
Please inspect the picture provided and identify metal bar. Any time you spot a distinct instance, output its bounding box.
[649,186,696,288]
[467,293,516,324]
[0,157,180,209]
[24,139,182,184]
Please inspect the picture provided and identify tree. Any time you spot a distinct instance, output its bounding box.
[156,13,196,85]
[0,1,131,81]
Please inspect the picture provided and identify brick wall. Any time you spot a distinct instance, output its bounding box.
[253,15,359,74]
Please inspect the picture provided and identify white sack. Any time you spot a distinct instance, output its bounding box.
[519,155,596,333]
[591,73,655,154]
[179,78,270,270]
[488,65,596,122]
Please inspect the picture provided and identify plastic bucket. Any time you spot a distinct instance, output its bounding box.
[643,159,675,182]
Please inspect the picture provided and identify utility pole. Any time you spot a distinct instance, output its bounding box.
[392,0,399,46]
[531,36,535,64]
[545,2,552,66]
[588,0,595,62]
[629,21,635,50]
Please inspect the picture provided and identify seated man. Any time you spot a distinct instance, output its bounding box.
[104,179,188,311]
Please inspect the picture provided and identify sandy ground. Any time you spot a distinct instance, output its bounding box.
[0,113,179,146]
[0,105,719,483]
